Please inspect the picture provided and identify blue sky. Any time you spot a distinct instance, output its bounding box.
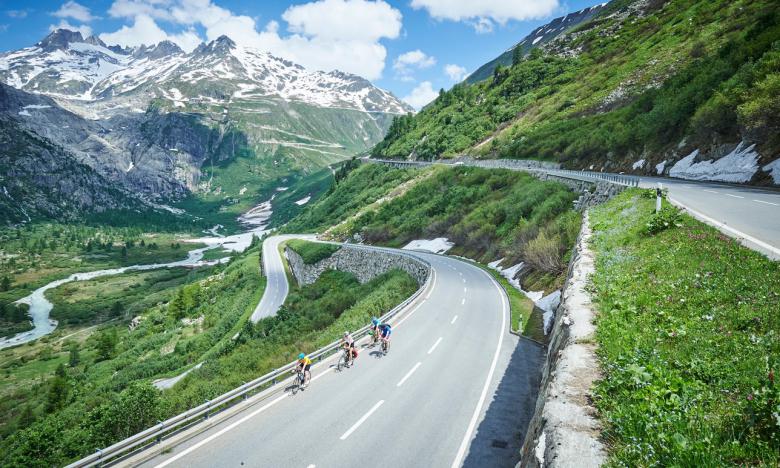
[0,0,603,107]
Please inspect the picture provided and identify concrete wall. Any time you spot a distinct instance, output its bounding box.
[286,244,429,287]
[518,213,605,467]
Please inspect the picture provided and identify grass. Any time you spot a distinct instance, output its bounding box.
[285,239,341,264]
[295,164,581,292]
[589,189,780,465]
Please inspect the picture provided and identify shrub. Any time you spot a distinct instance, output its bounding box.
[286,240,341,264]
[645,205,682,234]
[524,231,565,274]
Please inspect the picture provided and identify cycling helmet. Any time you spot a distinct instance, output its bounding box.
[343,331,349,337]
[298,353,305,359]
[371,317,379,326]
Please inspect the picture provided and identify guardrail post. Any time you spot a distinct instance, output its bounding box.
[204,400,210,420]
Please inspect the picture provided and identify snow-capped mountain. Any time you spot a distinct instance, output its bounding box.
[0,30,412,224]
[0,30,411,115]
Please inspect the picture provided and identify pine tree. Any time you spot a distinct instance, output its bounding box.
[0,275,10,291]
[68,342,80,367]
[512,45,523,66]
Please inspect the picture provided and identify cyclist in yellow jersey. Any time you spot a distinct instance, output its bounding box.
[296,353,312,386]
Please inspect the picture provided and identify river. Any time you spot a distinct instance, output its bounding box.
[0,199,273,349]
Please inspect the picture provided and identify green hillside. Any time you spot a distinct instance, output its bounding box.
[372,0,780,182]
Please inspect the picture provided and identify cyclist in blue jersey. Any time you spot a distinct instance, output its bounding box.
[378,323,392,353]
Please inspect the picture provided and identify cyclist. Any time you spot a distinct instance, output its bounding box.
[378,323,392,353]
[370,317,381,347]
[341,331,357,367]
[296,352,312,387]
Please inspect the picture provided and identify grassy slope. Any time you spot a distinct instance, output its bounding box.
[285,239,341,264]
[300,164,580,292]
[372,0,780,175]
[282,164,419,234]
[590,190,780,465]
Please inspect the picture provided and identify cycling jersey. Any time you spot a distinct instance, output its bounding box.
[344,334,355,346]
[379,324,392,338]
[299,357,312,366]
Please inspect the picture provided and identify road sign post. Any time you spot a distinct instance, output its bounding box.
[656,183,663,212]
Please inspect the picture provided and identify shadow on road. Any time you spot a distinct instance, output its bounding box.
[462,337,545,468]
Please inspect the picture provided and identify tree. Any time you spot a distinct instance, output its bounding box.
[68,342,80,368]
[45,375,69,412]
[512,45,524,66]
[120,246,128,259]
[95,329,118,361]
[1,275,11,291]
[111,301,123,318]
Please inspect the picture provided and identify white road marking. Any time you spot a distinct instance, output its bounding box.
[462,278,466,283]
[703,189,718,194]
[464,287,467,294]
[154,368,334,468]
[427,337,443,355]
[726,194,744,199]
[425,268,438,300]
[461,298,465,305]
[340,400,384,440]
[307,465,315,468]
[451,315,458,324]
[754,199,779,206]
[396,362,422,387]
[668,196,780,259]
[451,269,507,468]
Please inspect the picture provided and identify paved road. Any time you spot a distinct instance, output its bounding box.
[137,247,541,468]
[250,234,316,322]
[637,177,780,259]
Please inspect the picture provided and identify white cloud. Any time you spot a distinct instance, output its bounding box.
[444,64,467,81]
[411,0,559,32]
[100,14,202,52]
[402,81,438,110]
[393,49,435,80]
[49,19,92,38]
[53,1,97,22]
[102,0,402,80]
[394,50,436,71]
[7,10,29,19]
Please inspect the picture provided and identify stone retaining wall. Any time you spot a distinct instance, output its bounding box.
[286,244,429,287]
[517,213,605,467]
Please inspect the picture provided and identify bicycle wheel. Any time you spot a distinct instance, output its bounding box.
[291,373,300,395]
[337,351,347,371]
[381,340,388,355]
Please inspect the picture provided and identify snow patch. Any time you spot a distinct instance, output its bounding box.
[294,196,311,206]
[655,160,666,175]
[670,142,759,183]
[402,238,454,254]
[762,158,780,185]
[632,159,645,170]
[22,104,52,110]
[537,290,562,334]
[17,110,31,116]
[532,36,544,45]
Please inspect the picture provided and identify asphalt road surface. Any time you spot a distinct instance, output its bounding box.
[138,247,542,468]
[638,177,780,259]
[250,234,316,322]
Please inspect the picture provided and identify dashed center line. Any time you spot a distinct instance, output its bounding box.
[726,193,744,199]
[340,400,384,440]
[427,337,443,354]
[754,199,779,206]
[461,298,465,305]
[462,278,466,284]
[451,315,458,324]
[397,362,422,387]
[464,287,467,294]
[703,189,718,194]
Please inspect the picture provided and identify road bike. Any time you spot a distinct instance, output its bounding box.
[381,337,390,355]
[369,330,379,347]
[337,346,353,371]
[291,367,310,394]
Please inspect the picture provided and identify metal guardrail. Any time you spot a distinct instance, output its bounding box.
[535,169,640,187]
[67,247,432,468]
[367,158,640,187]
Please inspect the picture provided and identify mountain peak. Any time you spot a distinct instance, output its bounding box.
[37,29,84,51]
[133,40,184,60]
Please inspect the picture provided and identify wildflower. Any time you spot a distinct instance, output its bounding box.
[747,393,754,401]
